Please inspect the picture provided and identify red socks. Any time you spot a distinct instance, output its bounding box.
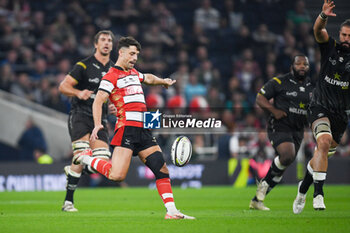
[91,158,112,178]
[156,178,174,204]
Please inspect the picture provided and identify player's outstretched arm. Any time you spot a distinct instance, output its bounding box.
[314,0,336,43]
[59,75,93,100]
[91,90,109,141]
[256,93,287,120]
[143,73,176,88]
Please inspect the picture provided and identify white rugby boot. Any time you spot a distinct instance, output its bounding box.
[256,180,269,201]
[62,200,78,212]
[249,200,270,211]
[165,211,195,219]
[293,181,306,214]
[313,195,326,210]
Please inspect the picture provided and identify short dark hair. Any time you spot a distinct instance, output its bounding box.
[292,54,308,64]
[94,30,115,44]
[117,36,141,51]
[340,19,350,30]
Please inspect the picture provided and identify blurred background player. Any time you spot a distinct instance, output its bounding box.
[293,1,350,214]
[75,36,195,219]
[249,55,313,210]
[59,30,116,212]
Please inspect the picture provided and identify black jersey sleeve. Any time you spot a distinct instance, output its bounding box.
[68,61,86,83]
[318,37,335,61]
[258,77,281,100]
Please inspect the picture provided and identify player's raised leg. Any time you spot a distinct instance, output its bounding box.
[77,146,132,181]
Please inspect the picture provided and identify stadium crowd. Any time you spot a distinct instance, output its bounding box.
[0,0,349,160]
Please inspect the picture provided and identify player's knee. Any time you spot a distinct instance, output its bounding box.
[72,140,90,155]
[317,135,332,151]
[109,172,127,182]
[145,151,169,180]
[279,155,295,167]
[160,163,169,175]
[92,148,111,160]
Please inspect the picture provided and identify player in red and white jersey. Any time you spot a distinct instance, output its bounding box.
[74,36,195,220]
[101,64,147,129]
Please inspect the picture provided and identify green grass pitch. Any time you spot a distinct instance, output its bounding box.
[0,185,349,233]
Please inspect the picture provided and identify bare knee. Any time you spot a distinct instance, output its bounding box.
[317,135,332,152]
[279,154,295,167]
[109,172,127,182]
[160,164,169,175]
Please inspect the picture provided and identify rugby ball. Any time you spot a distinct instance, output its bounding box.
[171,136,192,167]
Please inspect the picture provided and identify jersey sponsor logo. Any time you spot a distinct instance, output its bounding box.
[286,91,297,97]
[125,85,143,95]
[289,107,307,115]
[117,75,140,89]
[89,77,100,83]
[324,75,349,89]
[93,63,100,69]
[329,57,337,65]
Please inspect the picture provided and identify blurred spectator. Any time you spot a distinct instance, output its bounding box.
[66,0,91,26]
[29,11,46,40]
[137,46,167,75]
[33,77,50,104]
[77,35,94,58]
[29,58,49,82]
[95,13,112,30]
[194,0,220,30]
[137,0,155,26]
[36,36,62,63]
[235,60,257,94]
[207,86,225,108]
[190,24,210,49]
[17,118,48,161]
[286,0,311,28]
[184,72,207,103]
[43,82,68,113]
[109,0,139,26]
[234,24,254,54]
[168,63,190,96]
[51,12,75,45]
[233,48,261,78]
[126,23,140,41]
[10,72,33,100]
[195,60,220,88]
[221,0,243,31]
[154,2,176,32]
[143,24,175,52]
[0,63,15,92]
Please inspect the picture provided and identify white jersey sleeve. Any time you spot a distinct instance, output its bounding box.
[99,80,114,94]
